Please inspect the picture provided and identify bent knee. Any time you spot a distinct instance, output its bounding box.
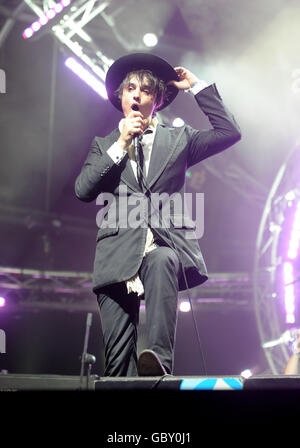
[151,246,180,273]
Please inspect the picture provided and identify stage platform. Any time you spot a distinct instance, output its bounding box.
[1,372,300,391]
[2,373,300,426]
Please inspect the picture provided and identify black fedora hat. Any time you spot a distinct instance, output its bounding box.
[105,52,179,112]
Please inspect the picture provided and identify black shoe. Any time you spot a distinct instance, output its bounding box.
[137,349,167,376]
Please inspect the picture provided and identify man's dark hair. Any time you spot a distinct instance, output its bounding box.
[115,69,168,112]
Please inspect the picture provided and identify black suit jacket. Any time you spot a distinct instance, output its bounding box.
[75,84,241,293]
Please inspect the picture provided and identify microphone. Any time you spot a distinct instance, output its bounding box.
[131,103,141,165]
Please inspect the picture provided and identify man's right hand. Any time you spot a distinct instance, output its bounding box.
[117,110,147,150]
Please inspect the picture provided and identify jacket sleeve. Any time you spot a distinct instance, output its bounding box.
[186,83,241,168]
[75,136,127,202]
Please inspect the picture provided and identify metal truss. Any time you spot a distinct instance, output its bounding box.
[180,272,251,306]
[0,265,251,312]
[24,0,115,81]
[0,265,95,312]
[0,1,29,48]
[253,142,300,374]
[0,1,115,80]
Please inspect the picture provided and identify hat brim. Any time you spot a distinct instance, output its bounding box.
[105,53,179,112]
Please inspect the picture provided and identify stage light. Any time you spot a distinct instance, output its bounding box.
[23,28,34,39]
[0,297,6,308]
[23,0,72,39]
[65,57,108,99]
[269,222,281,233]
[54,3,63,14]
[254,145,300,373]
[143,33,158,48]
[32,21,41,32]
[179,301,191,312]
[283,262,296,324]
[240,369,252,379]
[172,117,185,127]
[46,9,56,20]
[281,199,300,324]
[287,201,300,260]
[285,190,296,201]
[39,15,49,26]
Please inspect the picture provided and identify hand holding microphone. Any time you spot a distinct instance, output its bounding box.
[117,104,146,151]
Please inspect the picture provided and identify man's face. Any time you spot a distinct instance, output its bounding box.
[121,75,157,119]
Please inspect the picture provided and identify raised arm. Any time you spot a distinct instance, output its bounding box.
[168,66,241,167]
[186,83,241,167]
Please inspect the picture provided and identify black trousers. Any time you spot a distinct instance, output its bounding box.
[97,246,180,376]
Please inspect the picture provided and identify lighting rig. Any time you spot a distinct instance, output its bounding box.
[23,0,113,97]
[254,142,300,374]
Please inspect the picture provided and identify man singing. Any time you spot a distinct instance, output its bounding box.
[75,53,241,377]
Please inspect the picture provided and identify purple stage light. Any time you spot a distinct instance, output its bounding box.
[54,3,63,14]
[0,297,6,308]
[23,0,72,39]
[39,15,49,26]
[32,21,41,32]
[288,201,300,259]
[65,57,108,99]
[283,199,300,324]
[22,28,34,39]
[283,262,296,324]
[46,9,56,20]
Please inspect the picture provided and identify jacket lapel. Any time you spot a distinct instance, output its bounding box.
[108,124,180,192]
[120,156,140,192]
[147,124,173,189]
[120,124,173,193]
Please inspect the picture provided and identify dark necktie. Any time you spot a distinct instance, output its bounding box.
[137,129,153,191]
[136,138,144,191]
